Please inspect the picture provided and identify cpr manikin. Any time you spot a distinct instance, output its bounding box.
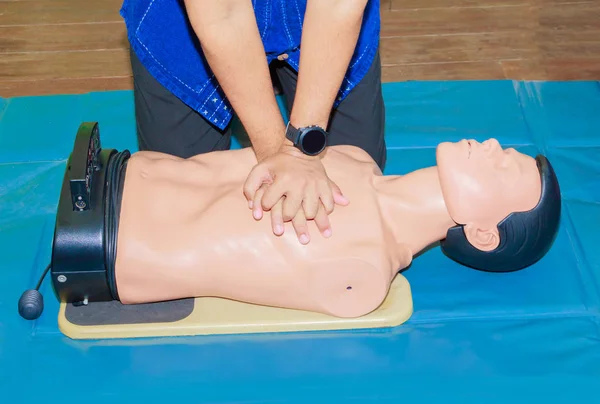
[114,139,561,318]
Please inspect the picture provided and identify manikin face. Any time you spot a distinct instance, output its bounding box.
[436,138,542,251]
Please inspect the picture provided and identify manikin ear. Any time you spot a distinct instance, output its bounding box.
[463,224,500,252]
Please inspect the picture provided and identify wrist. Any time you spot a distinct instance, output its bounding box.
[280,142,322,161]
[255,143,282,162]
[251,121,287,162]
[289,111,329,131]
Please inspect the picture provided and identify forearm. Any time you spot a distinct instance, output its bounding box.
[184,0,286,160]
[289,0,368,130]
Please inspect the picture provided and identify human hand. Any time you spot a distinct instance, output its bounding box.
[251,183,337,244]
[243,144,349,244]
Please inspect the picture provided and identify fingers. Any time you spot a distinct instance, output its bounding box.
[313,203,332,238]
[291,210,310,245]
[316,180,347,216]
[252,180,341,240]
[291,202,331,244]
[243,165,272,208]
[252,183,268,220]
[317,180,335,214]
[270,199,284,236]
[330,180,350,206]
[282,194,303,222]
[301,185,319,220]
[266,198,332,243]
[263,179,315,221]
[261,179,290,211]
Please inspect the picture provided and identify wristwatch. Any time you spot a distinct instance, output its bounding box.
[285,122,328,156]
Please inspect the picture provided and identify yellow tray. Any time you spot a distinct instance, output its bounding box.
[58,274,413,340]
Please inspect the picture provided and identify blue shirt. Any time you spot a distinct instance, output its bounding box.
[120,0,380,131]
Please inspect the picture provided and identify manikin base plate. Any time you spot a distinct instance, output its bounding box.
[57,274,413,340]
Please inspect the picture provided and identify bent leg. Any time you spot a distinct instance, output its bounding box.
[274,49,386,170]
[130,48,232,158]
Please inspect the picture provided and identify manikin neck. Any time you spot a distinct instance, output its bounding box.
[374,166,457,260]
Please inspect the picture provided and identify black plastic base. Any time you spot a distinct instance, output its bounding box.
[50,122,129,305]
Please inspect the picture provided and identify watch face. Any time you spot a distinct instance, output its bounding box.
[300,128,327,155]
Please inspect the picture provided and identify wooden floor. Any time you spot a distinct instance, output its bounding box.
[1,0,599,97]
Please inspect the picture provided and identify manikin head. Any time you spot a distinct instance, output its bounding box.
[436,138,561,272]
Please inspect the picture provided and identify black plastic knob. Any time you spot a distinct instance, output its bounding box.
[18,289,44,320]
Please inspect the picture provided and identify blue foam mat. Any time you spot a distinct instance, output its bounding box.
[1,80,600,402]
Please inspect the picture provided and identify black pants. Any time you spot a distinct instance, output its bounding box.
[130,47,387,170]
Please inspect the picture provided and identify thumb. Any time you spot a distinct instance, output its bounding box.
[330,181,349,206]
[243,165,272,207]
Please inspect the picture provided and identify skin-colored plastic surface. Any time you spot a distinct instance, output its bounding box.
[114,140,541,318]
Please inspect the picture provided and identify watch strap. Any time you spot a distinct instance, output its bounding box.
[285,122,301,145]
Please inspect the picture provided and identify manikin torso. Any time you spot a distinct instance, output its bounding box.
[115,146,412,318]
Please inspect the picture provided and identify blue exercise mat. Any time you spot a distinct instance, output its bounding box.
[1,80,599,403]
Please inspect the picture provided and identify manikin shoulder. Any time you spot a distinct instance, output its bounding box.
[129,148,257,183]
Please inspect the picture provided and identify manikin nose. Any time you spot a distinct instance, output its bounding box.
[482,138,501,151]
